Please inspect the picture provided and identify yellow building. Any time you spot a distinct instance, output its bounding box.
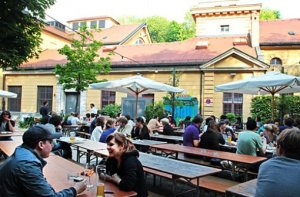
[3,0,300,120]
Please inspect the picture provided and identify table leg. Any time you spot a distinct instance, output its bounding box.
[172,177,176,197]
[76,146,80,162]
[86,150,91,164]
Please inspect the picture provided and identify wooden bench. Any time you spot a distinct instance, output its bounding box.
[76,131,90,139]
[144,167,239,195]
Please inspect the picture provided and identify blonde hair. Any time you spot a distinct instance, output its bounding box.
[264,124,279,134]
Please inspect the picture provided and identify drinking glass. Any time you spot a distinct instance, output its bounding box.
[85,164,94,189]
[96,165,106,197]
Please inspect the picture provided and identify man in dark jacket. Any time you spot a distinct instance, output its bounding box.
[0,125,87,196]
[161,118,176,136]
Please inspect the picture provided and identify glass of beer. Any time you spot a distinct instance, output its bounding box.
[70,132,76,143]
[227,135,232,145]
[96,183,105,197]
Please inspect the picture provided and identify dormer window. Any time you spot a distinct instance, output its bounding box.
[270,57,282,66]
[90,21,97,29]
[99,20,105,28]
[221,25,230,32]
[80,22,87,28]
[72,22,79,31]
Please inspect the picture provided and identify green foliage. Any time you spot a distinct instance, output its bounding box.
[144,101,164,123]
[18,117,35,128]
[279,96,300,118]
[99,104,121,118]
[225,113,236,123]
[259,9,281,20]
[251,96,277,122]
[117,14,195,43]
[55,26,111,112]
[0,0,55,69]
[251,96,300,122]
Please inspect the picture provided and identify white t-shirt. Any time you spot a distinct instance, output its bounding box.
[91,126,103,141]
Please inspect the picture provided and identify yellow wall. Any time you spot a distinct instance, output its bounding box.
[86,72,200,112]
[40,31,70,50]
[202,55,266,119]
[5,75,57,112]
[123,27,151,45]
[262,49,300,75]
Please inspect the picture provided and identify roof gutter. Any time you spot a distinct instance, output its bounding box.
[260,42,300,46]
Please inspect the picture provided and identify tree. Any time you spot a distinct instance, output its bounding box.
[142,16,170,43]
[259,9,281,20]
[0,0,55,69]
[55,26,111,112]
[118,15,195,43]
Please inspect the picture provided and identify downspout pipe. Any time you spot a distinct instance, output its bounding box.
[199,71,203,115]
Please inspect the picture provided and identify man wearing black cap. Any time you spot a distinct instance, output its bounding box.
[0,125,87,196]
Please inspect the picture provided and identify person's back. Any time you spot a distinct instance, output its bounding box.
[237,131,262,156]
[91,126,103,141]
[236,119,264,156]
[100,127,116,143]
[163,123,175,136]
[200,128,225,150]
[256,128,300,197]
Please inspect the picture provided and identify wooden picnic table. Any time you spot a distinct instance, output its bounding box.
[150,144,267,164]
[0,141,22,157]
[132,139,167,147]
[58,137,108,164]
[226,179,257,197]
[139,152,221,196]
[45,154,137,197]
[150,134,183,144]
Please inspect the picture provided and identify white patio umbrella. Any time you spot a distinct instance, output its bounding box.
[90,75,184,118]
[0,90,17,98]
[215,71,300,120]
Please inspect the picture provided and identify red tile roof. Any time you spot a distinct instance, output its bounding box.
[260,18,300,45]
[69,24,144,45]
[21,50,67,69]
[43,26,71,41]
[67,16,120,25]
[20,36,256,69]
[106,36,256,65]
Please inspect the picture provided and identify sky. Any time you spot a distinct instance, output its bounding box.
[46,0,299,24]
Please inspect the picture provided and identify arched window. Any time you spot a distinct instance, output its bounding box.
[270,57,282,66]
[135,38,145,45]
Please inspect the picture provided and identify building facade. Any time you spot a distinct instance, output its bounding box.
[3,0,300,120]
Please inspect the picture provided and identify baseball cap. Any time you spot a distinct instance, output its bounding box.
[23,125,62,146]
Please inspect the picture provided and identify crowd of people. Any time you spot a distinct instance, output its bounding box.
[1,100,300,197]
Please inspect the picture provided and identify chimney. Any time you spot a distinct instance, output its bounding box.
[195,41,209,49]
[102,46,117,52]
[250,10,260,47]
[233,37,248,45]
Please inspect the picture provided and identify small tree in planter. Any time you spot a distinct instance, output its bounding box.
[144,101,164,123]
[99,104,121,118]
[225,112,236,124]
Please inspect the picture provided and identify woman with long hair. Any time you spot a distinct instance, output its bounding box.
[102,132,147,197]
[0,111,15,141]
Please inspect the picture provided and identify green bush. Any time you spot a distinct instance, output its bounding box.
[144,101,164,123]
[251,95,300,122]
[18,117,35,128]
[99,104,121,118]
[226,112,236,123]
